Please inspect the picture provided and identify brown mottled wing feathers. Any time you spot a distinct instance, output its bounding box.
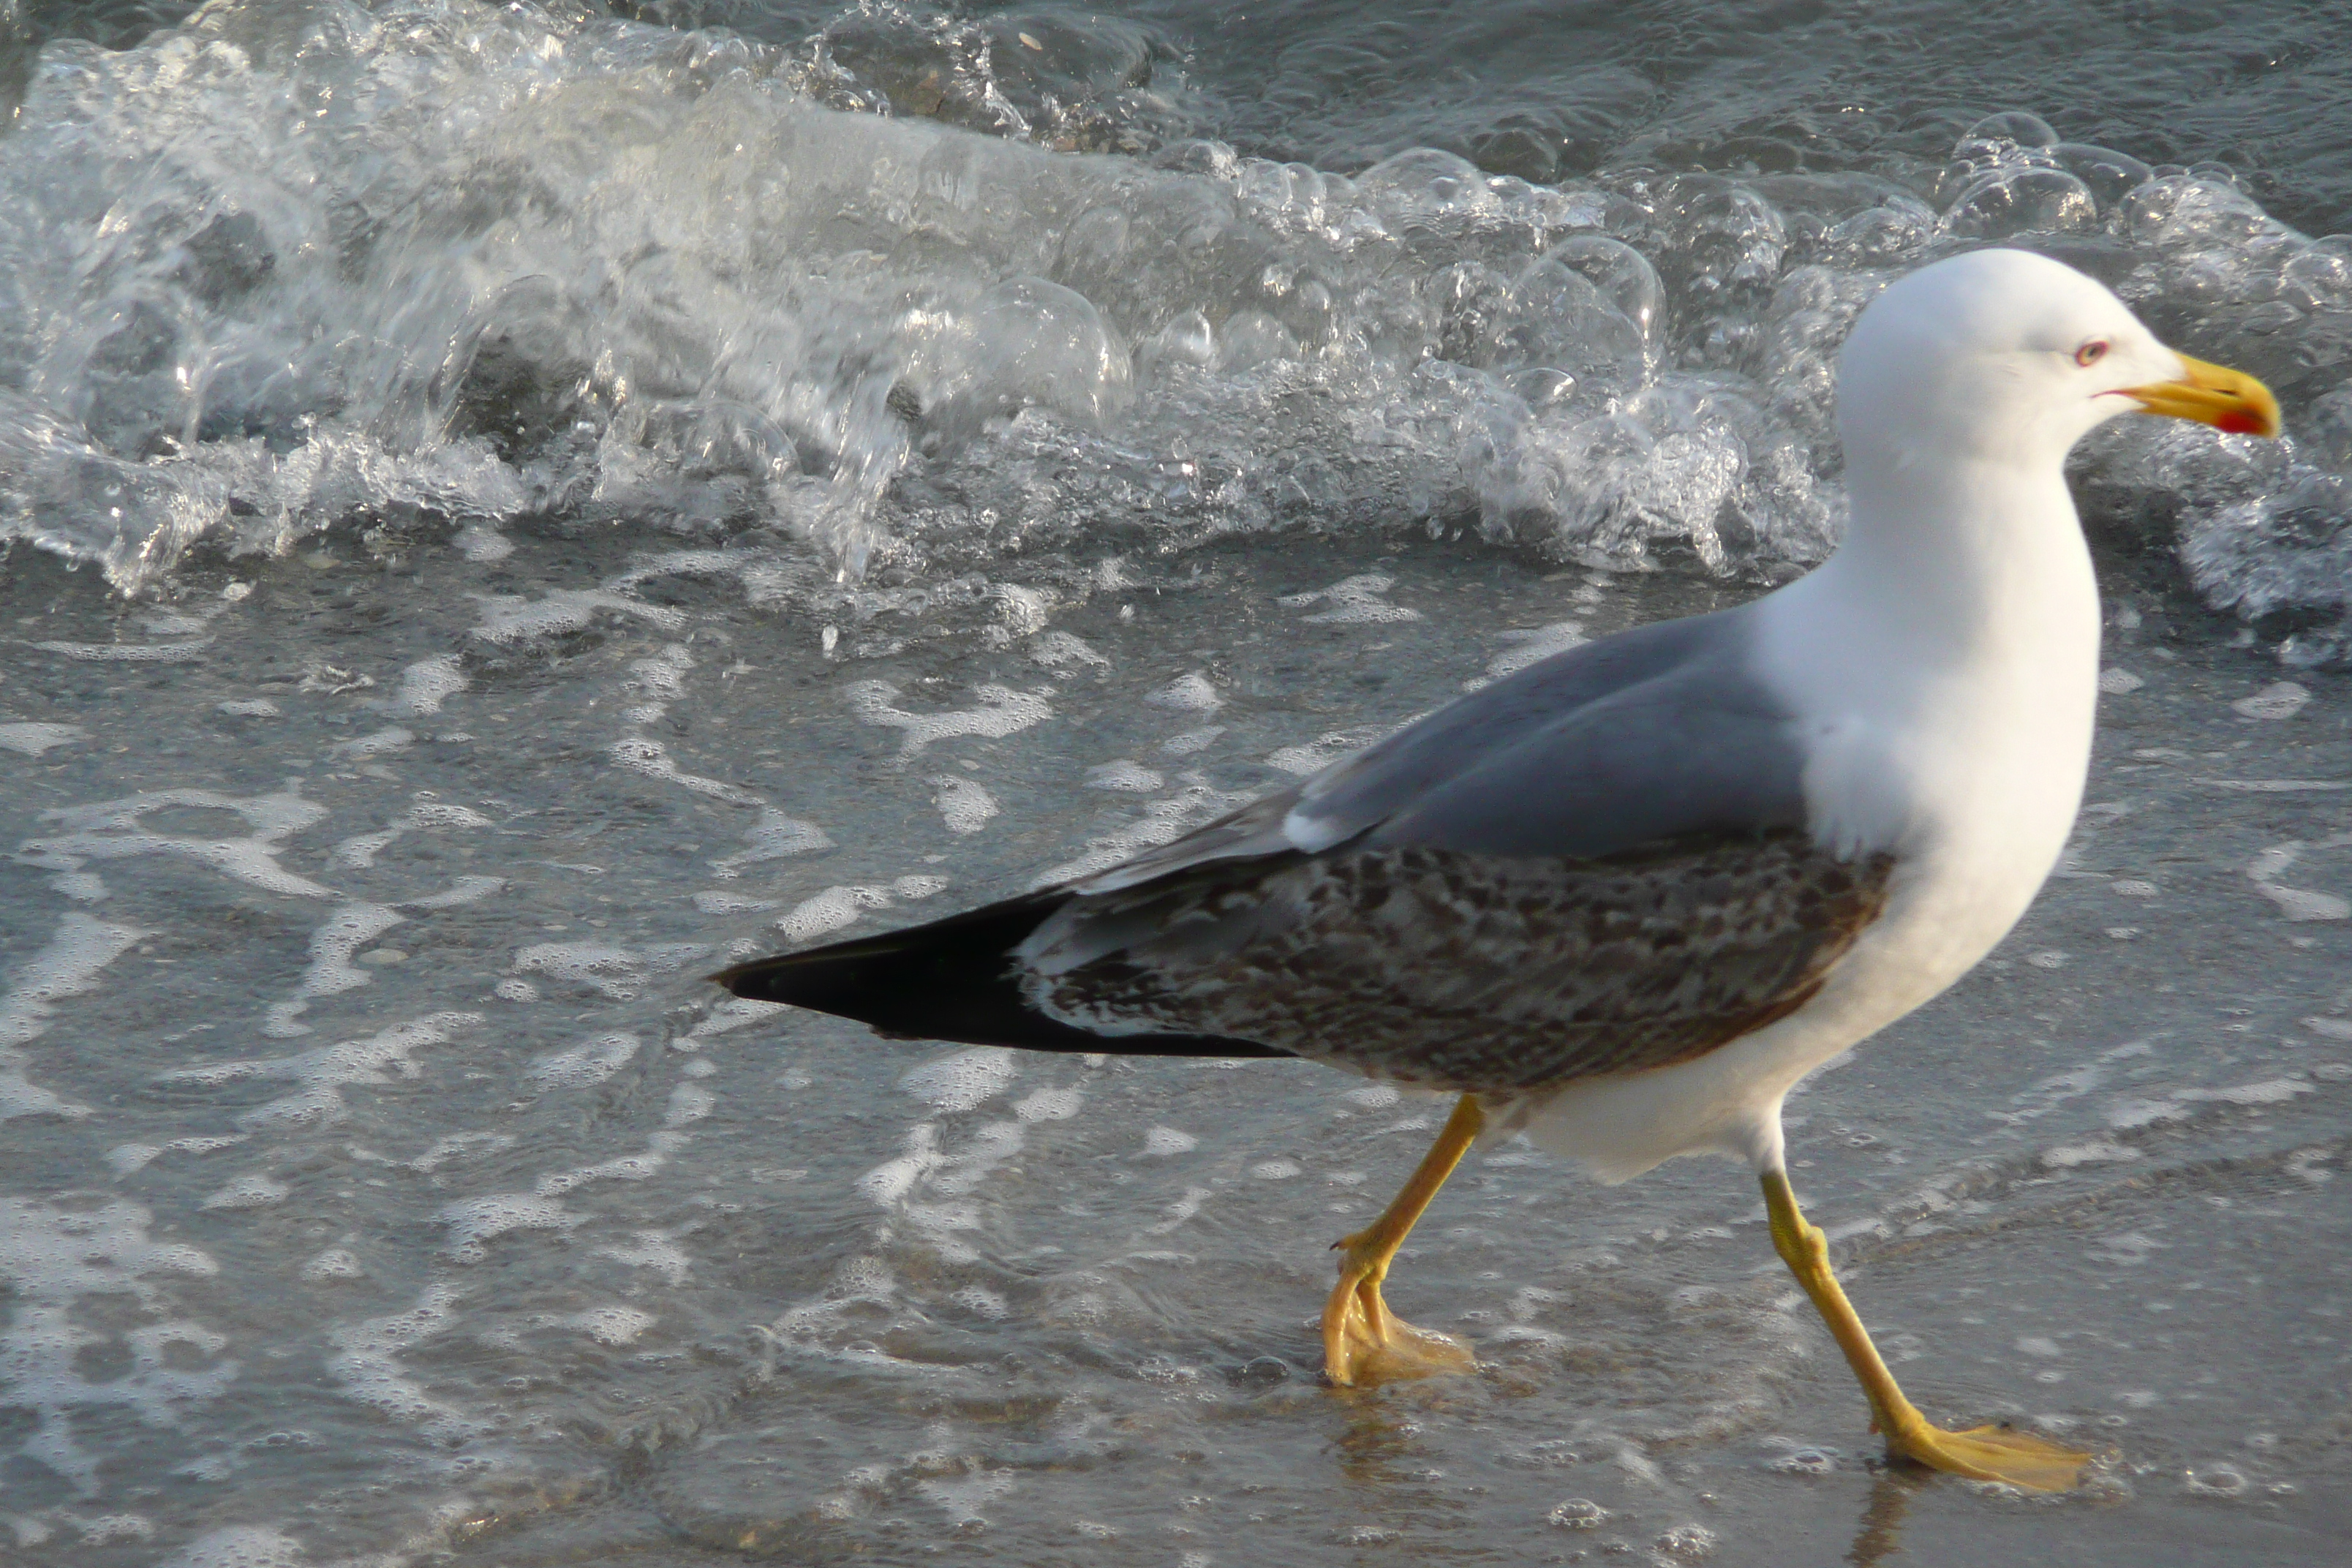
[1034,832,1896,1093]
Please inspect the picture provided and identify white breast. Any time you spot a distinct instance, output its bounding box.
[1509,467,2105,1183]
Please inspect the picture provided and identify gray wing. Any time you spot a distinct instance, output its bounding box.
[1076,602,1805,889]
[1303,605,1805,855]
[1010,602,1878,1091]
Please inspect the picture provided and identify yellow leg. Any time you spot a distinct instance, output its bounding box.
[1762,1170,2089,1491]
[1322,1094,1484,1387]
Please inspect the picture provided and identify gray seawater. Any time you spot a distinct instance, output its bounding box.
[1,2,2348,1564]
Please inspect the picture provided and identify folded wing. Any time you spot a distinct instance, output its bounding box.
[717,604,1897,1085]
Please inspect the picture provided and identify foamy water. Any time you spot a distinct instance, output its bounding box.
[1,2,2349,1563]
[4,1,2351,660]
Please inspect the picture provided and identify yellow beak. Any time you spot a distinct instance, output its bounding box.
[2125,354,2280,438]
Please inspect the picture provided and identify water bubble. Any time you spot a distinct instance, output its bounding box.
[299,1248,365,1283]
[1656,1523,1718,1559]
[1143,1126,1199,1156]
[1144,309,1217,374]
[1539,236,1667,343]
[1507,367,1578,409]
[1237,159,1349,230]
[1355,148,1496,225]
[525,1033,640,1091]
[2124,175,2277,249]
[1499,259,1647,392]
[1944,168,2099,240]
[903,276,1132,438]
[951,1286,1009,1320]
[2232,681,2311,720]
[1431,260,1515,367]
[1154,138,1241,180]
[1055,205,1134,294]
[2185,1464,2250,1498]
[2280,240,2352,314]
[1659,178,1787,306]
[1768,1446,1837,1476]
[1085,759,1165,791]
[1818,197,1937,268]
[1959,111,2061,155]
[1216,310,1302,372]
[2050,143,2157,208]
[1548,1498,1610,1529]
[932,777,1000,834]
[436,1194,578,1262]
[899,1048,1019,1113]
[1014,1086,1084,1121]
[1147,671,1222,712]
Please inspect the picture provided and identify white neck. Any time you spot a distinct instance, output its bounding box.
[1754,445,2104,861]
[1791,448,2098,681]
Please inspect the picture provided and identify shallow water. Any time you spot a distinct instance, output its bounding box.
[1,2,2350,1564]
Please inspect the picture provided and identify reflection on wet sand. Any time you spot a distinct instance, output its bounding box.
[1846,1471,1917,1568]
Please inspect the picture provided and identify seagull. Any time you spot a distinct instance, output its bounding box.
[715,247,2279,1491]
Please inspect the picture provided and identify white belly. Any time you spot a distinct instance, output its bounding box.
[1504,822,2065,1183]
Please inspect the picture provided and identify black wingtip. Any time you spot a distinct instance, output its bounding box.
[705,891,1293,1059]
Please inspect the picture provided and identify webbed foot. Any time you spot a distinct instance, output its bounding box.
[1882,1414,2089,1492]
[1322,1232,1477,1386]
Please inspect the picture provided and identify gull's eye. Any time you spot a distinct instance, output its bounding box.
[2075,339,2110,368]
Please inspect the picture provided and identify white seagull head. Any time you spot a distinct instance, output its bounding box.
[1837,246,2280,475]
